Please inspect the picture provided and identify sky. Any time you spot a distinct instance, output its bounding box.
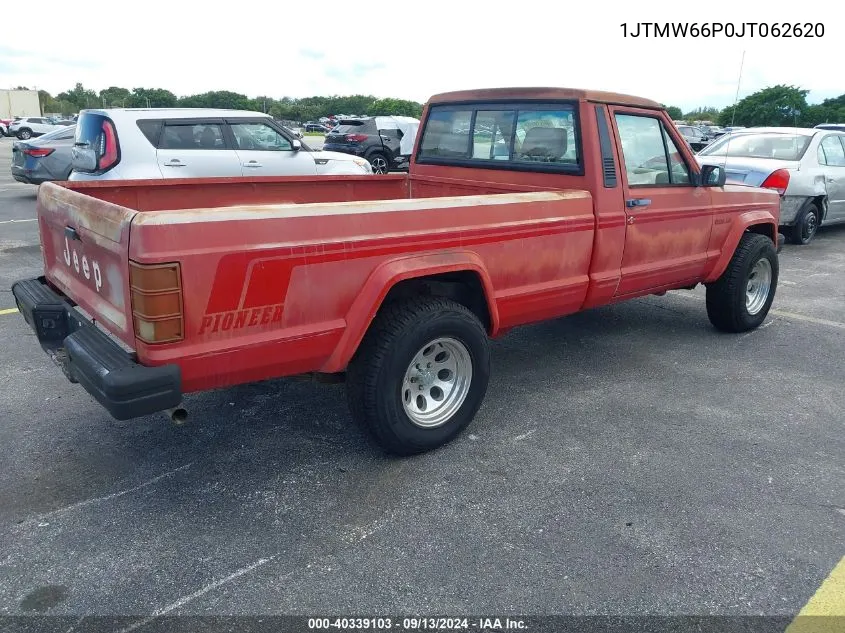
[0,0,839,111]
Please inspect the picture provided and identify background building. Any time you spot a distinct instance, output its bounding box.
[1,89,42,118]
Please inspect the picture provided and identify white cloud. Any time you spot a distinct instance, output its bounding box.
[0,0,839,110]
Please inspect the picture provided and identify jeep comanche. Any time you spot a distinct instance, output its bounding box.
[12,87,783,455]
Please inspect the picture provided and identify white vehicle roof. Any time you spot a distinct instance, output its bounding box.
[80,108,272,120]
[726,126,817,137]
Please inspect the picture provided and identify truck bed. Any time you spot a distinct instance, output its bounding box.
[60,172,571,211]
[36,174,596,392]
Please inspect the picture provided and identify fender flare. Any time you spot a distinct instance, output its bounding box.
[703,210,778,283]
[320,250,498,373]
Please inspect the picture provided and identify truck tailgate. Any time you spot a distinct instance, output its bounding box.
[37,182,137,347]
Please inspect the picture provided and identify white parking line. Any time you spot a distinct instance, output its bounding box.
[0,218,37,225]
[671,291,845,330]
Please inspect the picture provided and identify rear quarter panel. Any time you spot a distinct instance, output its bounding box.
[129,191,595,392]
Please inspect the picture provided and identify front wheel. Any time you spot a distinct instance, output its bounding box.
[17,128,32,140]
[706,233,778,332]
[346,297,491,455]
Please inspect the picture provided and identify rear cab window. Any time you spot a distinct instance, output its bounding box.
[417,102,581,173]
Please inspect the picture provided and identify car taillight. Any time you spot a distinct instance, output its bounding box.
[22,148,54,157]
[760,169,790,196]
[345,134,367,142]
[98,119,119,171]
[129,261,184,344]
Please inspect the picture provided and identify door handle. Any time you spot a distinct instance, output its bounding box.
[827,177,835,183]
[164,160,185,167]
[626,198,652,208]
[243,161,263,168]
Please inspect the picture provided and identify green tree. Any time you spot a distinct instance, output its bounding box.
[178,90,251,110]
[126,88,177,108]
[717,85,808,127]
[664,106,684,120]
[57,83,98,110]
[683,106,720,122]
[38,90,58,114]
[99,86,131,108]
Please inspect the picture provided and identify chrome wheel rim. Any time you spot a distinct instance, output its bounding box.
[401,337,472,428]
[371,156,388,174]
[803,212,818,242]
[746,258,772,315]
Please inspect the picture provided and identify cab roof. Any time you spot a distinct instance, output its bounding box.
[428,87,662,110]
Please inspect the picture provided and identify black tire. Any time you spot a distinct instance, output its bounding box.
[346,297,491,456]
[706,233,778,333]
[17,128,32,140]
[788,201,820,245]
[368,152,389,174]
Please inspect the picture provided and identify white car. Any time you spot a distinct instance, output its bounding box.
[69,108,373,181]
[9,117,59,140]
[697,127,845,245]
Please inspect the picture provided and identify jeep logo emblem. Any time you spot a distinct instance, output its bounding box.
[63,235,102,293]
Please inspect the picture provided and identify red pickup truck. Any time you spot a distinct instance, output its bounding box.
[13,87,782,455]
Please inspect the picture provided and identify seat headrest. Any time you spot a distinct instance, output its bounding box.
[520,127,567,160]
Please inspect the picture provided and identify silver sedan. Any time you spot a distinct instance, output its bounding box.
[697,127,845,245]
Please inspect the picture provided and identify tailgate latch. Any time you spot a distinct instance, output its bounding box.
[64,226,81,241]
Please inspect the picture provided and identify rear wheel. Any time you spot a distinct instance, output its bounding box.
[17,128,32,140]
[706,233,778,332]
[789,202,820,245]
[368,152,389,174]
[346,297,490,455]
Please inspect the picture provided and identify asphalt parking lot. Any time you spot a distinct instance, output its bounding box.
[0,135,842,623]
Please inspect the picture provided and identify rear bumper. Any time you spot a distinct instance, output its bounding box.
[11,277,182,420]
[11,167,49,185]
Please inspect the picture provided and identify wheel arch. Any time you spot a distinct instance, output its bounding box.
[320,252,498,373]
[704,210,778,283]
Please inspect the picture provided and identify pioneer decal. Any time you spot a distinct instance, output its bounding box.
[199,304,284,335]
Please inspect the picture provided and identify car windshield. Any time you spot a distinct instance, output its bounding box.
[699,132,812,160]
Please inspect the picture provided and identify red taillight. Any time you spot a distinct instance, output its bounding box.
[345,133,368,142]
[98,119,119,171]
[22,148,54,157]
[760,169,790,196]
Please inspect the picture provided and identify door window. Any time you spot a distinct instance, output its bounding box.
[615,114,690,186]
[160,123,226,150]
[230,122,292,151]
[819,135,845,166]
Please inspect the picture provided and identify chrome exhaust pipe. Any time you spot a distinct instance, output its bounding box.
[165,406,188,425]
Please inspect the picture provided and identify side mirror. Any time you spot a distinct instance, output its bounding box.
[292,139,302,151]
[699,164,726,187]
